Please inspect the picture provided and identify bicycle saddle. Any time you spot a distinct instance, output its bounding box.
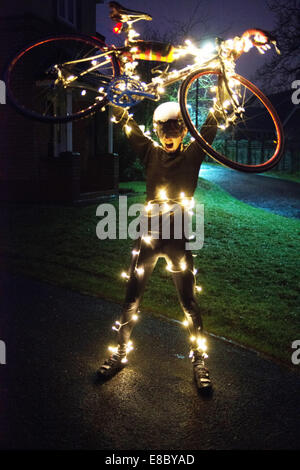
[109,1,152,22]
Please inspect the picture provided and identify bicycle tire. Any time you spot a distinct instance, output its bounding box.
[179,69,284,173]
[4,33,120,123]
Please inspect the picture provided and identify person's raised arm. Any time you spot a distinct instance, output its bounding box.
[111,106,152,166]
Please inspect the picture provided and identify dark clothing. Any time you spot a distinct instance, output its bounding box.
[112,106,217,352]
[118,236,203,348]
[113,107,218,201]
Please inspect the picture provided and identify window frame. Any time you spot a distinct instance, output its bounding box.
[57,0,77,28]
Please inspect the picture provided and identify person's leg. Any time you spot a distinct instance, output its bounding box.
[163,240,212,392]
[117,237,159,355]
[98,237,160,376]
[163,240,203,335]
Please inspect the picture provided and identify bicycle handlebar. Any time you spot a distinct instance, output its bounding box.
[241,29,280,54]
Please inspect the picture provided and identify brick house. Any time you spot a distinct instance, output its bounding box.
[0,0,118,203]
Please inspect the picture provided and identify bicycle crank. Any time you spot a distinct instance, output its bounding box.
[107,74,157,107]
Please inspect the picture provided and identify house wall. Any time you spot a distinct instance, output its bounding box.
[0,0,116,203]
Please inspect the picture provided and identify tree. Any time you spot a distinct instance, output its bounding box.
[142,1,211,45]
[256,0,300,91]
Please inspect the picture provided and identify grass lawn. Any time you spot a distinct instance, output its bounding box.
[2,179,299,364]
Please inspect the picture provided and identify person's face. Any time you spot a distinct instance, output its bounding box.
[159,129,187,153]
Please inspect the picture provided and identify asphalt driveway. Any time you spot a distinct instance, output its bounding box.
[200,164,300,219]
[0,270,299,450]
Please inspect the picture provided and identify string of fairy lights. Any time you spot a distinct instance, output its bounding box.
[102,23,274,364]
[105,179,209,362]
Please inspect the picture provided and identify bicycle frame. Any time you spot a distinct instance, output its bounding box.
[54,15,275,123]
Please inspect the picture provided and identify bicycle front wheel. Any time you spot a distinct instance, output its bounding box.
[4,34,120,123]
[179,69,284,172]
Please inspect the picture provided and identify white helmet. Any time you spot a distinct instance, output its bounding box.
[153,102,181,122]
[153,102,186,138]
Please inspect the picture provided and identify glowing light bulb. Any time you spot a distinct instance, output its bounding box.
[145,202,152,212]
[135,266,145,276]
[126,341,134,353]
[142,235,152,245]
[182,320,189,327]
[201,42,215,55]
[81,89,86,96]
[180,260,187,271]
[196,286,202,292]
[121,272,129,279]
[159,189,168,200]
[108,346,118,354]
[181,198,189,207]
[197,337,207,352]
[132,314,139,321]
[132,250,140,255]
[190,336,196,342]
[125,124,132,134]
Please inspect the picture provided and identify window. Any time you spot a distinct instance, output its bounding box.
[57,0,77,27]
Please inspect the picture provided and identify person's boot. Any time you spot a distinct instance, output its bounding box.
[191,350,212,393]
[97,345,127,378]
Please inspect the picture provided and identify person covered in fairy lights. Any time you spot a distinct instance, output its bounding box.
[98,101,219,393]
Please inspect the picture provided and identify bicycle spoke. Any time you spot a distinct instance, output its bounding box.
[180,69,283,172]
[6,35,118,122]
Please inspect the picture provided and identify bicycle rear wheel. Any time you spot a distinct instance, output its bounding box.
[179,69,284,172]
[4,34,120,123]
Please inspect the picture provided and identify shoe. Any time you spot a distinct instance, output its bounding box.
[192,350,212,393]
[97,352,127,378]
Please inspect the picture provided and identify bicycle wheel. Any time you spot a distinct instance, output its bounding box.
[4,34,120,123]
[179,69,284,172]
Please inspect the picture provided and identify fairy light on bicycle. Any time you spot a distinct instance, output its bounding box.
[5,1,283,172]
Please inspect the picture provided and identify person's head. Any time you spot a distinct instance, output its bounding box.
[153,102,187,153]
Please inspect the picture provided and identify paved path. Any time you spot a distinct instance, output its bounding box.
[0,271,299,450]
[200,164,300,219]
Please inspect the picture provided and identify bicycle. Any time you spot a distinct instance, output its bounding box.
[4,1,284,172]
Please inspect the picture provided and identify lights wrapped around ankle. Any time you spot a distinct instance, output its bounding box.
[188,336,209,361]
[107,340,134,363]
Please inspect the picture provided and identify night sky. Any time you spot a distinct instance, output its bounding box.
[96,0,276,82]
